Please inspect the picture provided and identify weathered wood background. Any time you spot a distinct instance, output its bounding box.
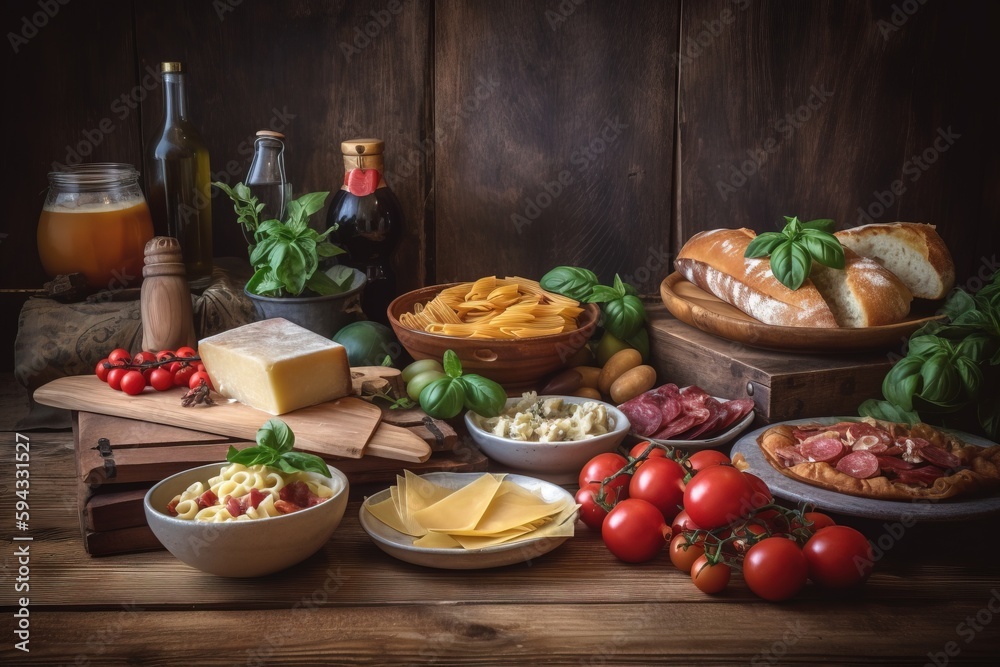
[2,0,998,369]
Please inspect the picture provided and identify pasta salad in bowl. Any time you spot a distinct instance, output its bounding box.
[144,461,349,577]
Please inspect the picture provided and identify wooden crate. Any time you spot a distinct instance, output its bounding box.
[71,408,488,556]
[646,305,894,423]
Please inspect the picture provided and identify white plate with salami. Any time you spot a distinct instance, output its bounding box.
[618,384,755,451]
[732,418,1000,521]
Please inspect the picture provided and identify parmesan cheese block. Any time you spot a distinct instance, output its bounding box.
[198,318,351,415]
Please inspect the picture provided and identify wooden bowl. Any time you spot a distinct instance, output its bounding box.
[387,284,599,387]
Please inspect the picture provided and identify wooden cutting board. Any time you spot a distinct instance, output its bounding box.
[35,375,430,462]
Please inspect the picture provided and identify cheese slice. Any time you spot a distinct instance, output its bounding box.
[198,318,351,415]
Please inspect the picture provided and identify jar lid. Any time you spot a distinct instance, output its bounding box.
[256,130,285,139]
[161,61,183,73]
[341,138,383,156]
[47,163,141,189]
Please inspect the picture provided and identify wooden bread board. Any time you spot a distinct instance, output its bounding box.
[36,375,431,463]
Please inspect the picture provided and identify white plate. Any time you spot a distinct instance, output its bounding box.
[359,472,578,569]
[731,417,1000,521]
[641,397,755,451]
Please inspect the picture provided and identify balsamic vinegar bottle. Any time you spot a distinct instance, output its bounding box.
[325,138,403,323]
[148,61,213,289]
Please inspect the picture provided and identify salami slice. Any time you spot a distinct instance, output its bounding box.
[653,406,711,440]
[896,465,947,487]
[618,394,663,437]
[800,437,845,463]
[653,385,682,425]
[875,455,916,471]
[678,397,724,439]
[714,399,754,435]
[915,444,962,469]
[776,446,807,466]
[851,435,887,454]
[835,451,880,479]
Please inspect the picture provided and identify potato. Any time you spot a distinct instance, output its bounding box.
[609,365,657,404]
[598,348,643,395]
[572,387,603,400]
[574,365,602,389]
[540,368,583,395]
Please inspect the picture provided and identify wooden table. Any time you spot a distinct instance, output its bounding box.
[2,424,999,666]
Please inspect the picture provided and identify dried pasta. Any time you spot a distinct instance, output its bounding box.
[167,463,335,522]
[399,276,584,339]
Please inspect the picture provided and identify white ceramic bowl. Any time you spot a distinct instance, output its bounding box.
[144,462,349,577]
[464,396,630,474]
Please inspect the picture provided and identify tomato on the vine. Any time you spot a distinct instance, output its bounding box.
[682,465,756,529]
[743,471,774,508]
[801,511,836,533]
[175,346,197,359]
[174,365,196,387]
[743,537,809,601]
[802,526,873,589]
[156,350,176,362]
[106,367,129,391]
[629,441,667,462]
[669,534,705,573]
[578,452,630,496]
[671,509,701,536]
[691,554,731,594]
[601,498,670,563]
[120,370,147,396]
[189,371,213,391]
[95,358,111,382]
[132,351,157,366]
[686,449,730,472]
[108,348,132,365]
[149,368,175,392]
[575,482,619,531]
[628,457,686,522]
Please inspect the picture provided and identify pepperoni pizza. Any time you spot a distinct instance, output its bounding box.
[757,418,1000,501]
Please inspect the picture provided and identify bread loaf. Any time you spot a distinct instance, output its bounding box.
[835,223,955,299]
[674,228,838,328]
[809,247,912,327]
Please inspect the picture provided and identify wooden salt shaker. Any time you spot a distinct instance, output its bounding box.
[141,236,196,352]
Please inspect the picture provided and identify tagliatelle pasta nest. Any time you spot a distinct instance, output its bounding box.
[399,276,584,339]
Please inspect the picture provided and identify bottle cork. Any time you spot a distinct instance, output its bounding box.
[141,236,196,352]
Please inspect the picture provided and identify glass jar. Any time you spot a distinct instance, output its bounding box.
[246,130,291,224]
[37,163,154,290]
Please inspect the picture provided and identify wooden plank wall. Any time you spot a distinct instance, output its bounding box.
[2,0,998,371]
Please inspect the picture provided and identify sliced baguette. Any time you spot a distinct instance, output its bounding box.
[675,228,838,328]
[809,247,913,327]
[835,222,955,299]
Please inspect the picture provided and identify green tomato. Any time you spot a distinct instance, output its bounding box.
[419,377,467,419]
[407,370,447,402]
[401,358,444,384]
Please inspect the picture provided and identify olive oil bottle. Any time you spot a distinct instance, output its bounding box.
[148,61,213,289]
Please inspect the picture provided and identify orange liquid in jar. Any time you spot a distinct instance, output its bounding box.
[37,200,154,290]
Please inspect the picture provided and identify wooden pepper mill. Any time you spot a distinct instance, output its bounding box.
[141,236,196,352]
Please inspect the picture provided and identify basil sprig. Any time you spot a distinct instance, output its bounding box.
[540,267,647,341]
[744,216,845,290]
[419,350,507,419]
[226,419,332,477]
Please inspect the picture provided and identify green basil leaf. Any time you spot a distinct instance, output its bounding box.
[783,216,803,236]
[883,357,926,410]
[602,295,646,340]
[226,445,273,467]
[304,270,340,296]
[587,285,623,304]
[293,191,329,218]
[418,377,467,419]
[858,399,919,425]
[539,266,599,302]
[612,274,628,298]
[918,350,962,407]
[800,230,845,269]
[770,240,811,290]
[744,232,786,258]
[460,374,507,417]
[801,218,836,233]
[953,355,983,397]
[442,349,463,378]
[907,335,950,359]
[279,451,332,477]
[258,419,295,454]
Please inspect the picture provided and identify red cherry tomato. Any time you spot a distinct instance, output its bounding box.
[108,348,132,365]
[686,449,730,472]
[802,525,873,589]
[575,482,619,531]
[691,554,731,594]
[801,511,836,533]
[601,499,670,563]
[578,452,630,497]
[175,346,197,359]
[106,367,129,391]
[682,465,756,529]
[149,368,175,392]
[743,537,809,601]
[132,351,157,366]
[743,471,774,508]
[188,371,214,391]
[156,350,176,362]
[120,370,147,396]
[174,365,196,387]
[629,441,668,462]
[195,363,206,372]
[669,534,705,574]
[671,509,702,536]
[166,361,182,375]
[628,457,686,522]
[95,358,111,382]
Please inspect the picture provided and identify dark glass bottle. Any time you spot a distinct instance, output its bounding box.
[148,61,213,290]
[325,138,403,323]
